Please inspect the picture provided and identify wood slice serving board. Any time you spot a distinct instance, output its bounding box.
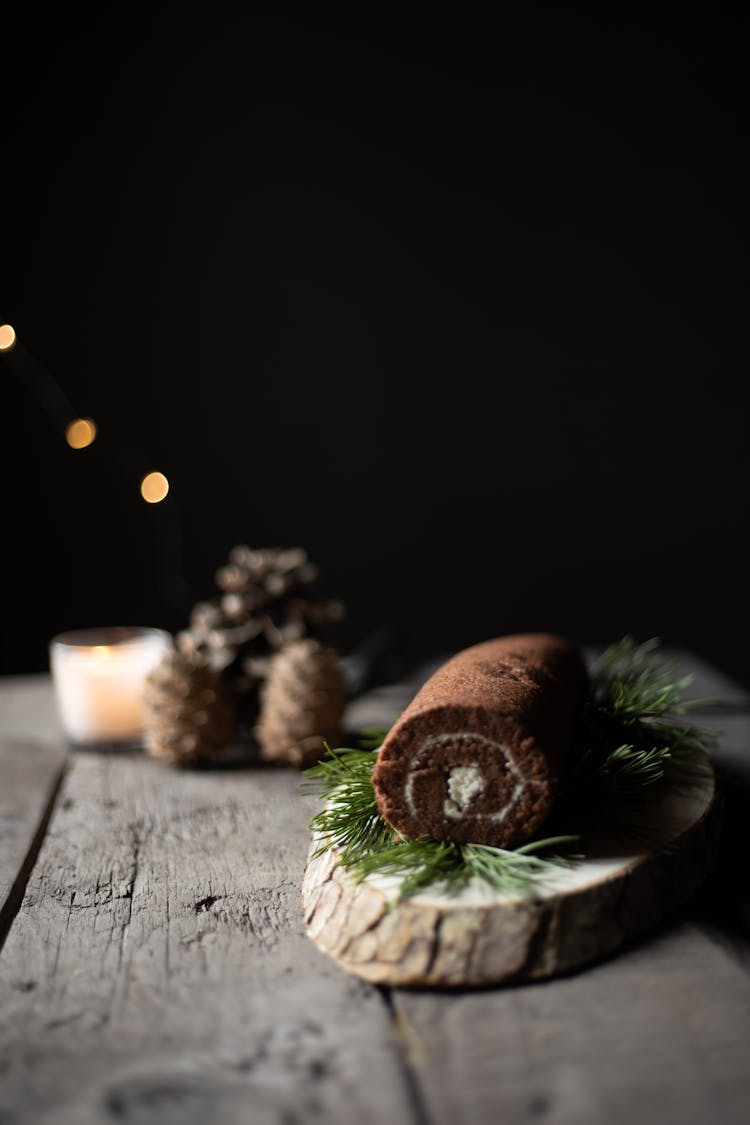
[302,760,718,988]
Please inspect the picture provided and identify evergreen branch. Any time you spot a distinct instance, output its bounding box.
[304,636,714,902]
[352,836,579,902]
[355,838,466,901]
[302,744,379,800]
[592,636,694,720]
[305,745,392,865]
[567,636,714,800]
[304,746,580,899]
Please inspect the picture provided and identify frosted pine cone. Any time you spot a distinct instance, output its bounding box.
[143,651,237,767]
[255,639,345,768]
[176,545,345,723]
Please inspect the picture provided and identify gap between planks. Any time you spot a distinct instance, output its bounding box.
[0,749,430,1125]
[0,740,68,951]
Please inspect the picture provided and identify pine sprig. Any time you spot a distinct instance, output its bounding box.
[305,746,578,897]
[594,636,693,719]
[305,637,713,901]
[567,636,713,802]
[354,836,581,902]
[304,746,392,865]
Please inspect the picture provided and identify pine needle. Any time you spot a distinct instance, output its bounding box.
[304,636,714,901]
[567,635,714,801]
[305,746,578,896]
[304,745,392,865]
[352,836,580,902]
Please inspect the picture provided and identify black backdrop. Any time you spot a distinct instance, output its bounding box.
[2,16,748,684]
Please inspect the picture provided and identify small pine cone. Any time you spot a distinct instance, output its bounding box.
[143,652,237,767]
[255,640,345,768]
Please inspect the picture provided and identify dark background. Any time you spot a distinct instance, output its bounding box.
[1,14,748,684]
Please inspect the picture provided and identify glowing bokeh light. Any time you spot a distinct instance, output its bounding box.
[141,471,169,503]
[65,417,98,449]
[0,324,17,351]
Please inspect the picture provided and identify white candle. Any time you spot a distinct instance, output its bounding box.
[50,627,172,746]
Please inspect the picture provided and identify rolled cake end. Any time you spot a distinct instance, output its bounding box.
[372,634,587,849]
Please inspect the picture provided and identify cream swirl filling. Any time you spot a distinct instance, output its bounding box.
[444,765,486,819]
[404,731,532,824]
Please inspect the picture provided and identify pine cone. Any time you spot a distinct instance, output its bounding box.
[176,545,345,722]
[143,651,237,767]
[255,639,345,768]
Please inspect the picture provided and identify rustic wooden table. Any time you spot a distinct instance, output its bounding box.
[1,651,750,1125]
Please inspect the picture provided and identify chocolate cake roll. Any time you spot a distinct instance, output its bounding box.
[372,634,587,849]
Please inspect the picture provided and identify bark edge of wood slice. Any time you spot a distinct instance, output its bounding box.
[302,758,719,988]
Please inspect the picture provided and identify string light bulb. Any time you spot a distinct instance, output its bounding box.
[0,324,17,351]
[65,417,97,449]
[141,471,169,504]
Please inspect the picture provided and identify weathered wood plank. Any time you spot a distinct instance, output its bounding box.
[0,648,747,1125]
[0,674,67,944]
[390,920,750,1125]
[0,673,67,744]
[0,751,420,1125]
[0,738,66,944]
[388,653,750,1125]
[303,757,718,987]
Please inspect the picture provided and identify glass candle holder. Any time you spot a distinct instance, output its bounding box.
[50,627,173,749]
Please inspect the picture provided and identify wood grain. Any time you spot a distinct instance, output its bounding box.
[303,755,718,987]
[0,752,418,1125]
[1,649,749,1125]
[0,739,66,946]
[0,675,68,945]
[389,656,750,1125]
[391,919,750,1125]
